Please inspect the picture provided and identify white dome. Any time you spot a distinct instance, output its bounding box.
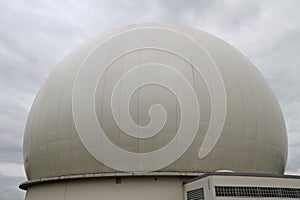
[23,24,287,180]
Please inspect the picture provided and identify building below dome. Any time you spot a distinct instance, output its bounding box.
[185,173,300,199]
[20,24,298,200]
[20,172,300,200]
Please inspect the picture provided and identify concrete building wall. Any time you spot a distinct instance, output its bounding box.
[25,176,187,200]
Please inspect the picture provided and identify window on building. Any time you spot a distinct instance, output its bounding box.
[215,186,300,198]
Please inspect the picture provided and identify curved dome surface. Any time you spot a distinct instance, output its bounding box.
[23,24,287,180]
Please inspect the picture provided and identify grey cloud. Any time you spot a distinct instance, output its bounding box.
[0,175,25,200]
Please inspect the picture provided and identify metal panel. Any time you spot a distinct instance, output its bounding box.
[187,188,205,200]
[215,186,300,198]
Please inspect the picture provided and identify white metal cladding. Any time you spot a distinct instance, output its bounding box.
[23,24,287,180]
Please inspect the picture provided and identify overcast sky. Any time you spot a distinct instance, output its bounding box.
[0,0,299,199]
